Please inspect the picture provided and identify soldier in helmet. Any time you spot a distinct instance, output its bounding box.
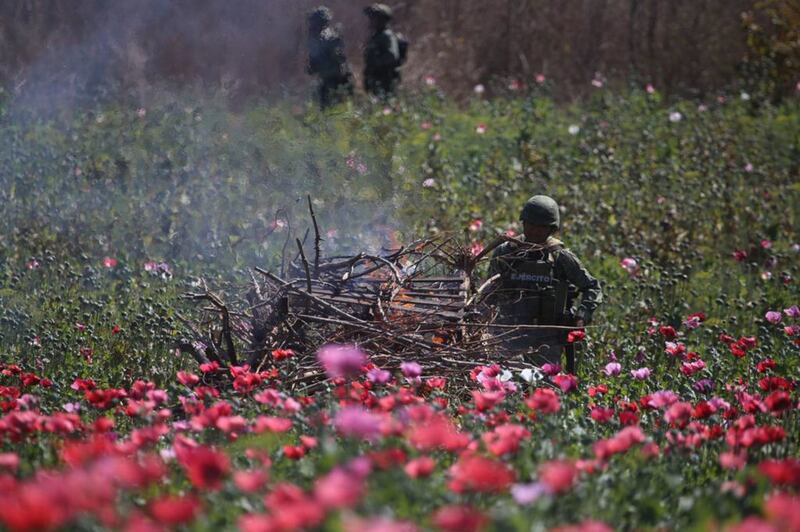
[307,6,354,108]
[362,4,408,98]
[487,195,603,368]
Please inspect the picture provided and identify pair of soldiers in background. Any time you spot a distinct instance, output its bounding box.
[307,4,408,108]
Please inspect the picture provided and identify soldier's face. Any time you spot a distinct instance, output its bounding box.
[523,222,554,244]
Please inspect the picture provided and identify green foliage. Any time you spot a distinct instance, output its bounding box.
[0,87,798,530]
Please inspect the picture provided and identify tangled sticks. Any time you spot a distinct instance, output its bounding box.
[178,204,580,389]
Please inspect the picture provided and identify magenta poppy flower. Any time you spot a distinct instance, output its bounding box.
[765,311,782,324]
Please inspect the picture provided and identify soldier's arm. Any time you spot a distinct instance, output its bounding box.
[556,249,602,324]
[307,42,320,74]
[484,245,509,305]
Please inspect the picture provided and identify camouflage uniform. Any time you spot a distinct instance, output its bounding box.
[487,198,602,366]
[307,8,354,108]
[363,4,405,97]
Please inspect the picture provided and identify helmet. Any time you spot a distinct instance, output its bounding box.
[364,3,393,21]
[308,6,332,25]
[520,195,560,228]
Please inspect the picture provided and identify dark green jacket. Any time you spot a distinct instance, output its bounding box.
[488,236,603,324]
[363,29,401,81]
[308,27,350,81]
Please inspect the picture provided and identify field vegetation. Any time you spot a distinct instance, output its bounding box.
[0,82,798,530]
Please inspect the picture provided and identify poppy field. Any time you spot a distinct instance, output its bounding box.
[0,83,799,531]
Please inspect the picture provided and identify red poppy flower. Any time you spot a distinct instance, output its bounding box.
[471,390,505,412]
[482,424,530,456]
[590,407,614,423]
[283,445,306,460]
[407,413,470,452]
[526,388,561,414]
[765,390,792,412]
[176,445,230,491]
[539,459,578,494]
[432,505,487,532]
[253,416,293,433]
[567,330,586,343]
[314,467,365,509]
[263,483,325,531]
[176,371,200,386]
[658,325,676,338]
[756,358,777,373]
[234,470,269,493]
[448,455,514,494]
[553,374,579,393]
[764,493,800,531]
[758,459,800,487]
[149,495,201,526]
[272,348,295,361]
[404,456,436,478]
[664,402,693,428]
[368,448,407,470]
[551,520,613,532]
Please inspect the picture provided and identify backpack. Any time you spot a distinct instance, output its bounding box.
[395,33,409,67]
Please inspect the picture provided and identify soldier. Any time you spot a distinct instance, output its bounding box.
[362,4,407,98]
[307,6,354,109]
[487,195,602,368]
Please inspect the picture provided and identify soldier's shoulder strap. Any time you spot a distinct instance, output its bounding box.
[544,236,564,250]
[543,237,564,264]
[492,240,518,257]
[321,27,343,44]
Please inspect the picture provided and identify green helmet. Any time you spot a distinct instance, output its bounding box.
[520,195,560,228]
[364,3,393,21]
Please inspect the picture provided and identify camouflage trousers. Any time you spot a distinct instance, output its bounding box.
[364,73,399,98]
[318,74,354,108]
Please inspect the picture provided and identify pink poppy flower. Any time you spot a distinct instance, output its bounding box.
[334,406,382,441]
[511,482,549,504]
[539,459,577,494]
[620,257,639,275]
[317,344,367,379]
[401,361,422,378]
[404,456,435,478]
[314,467,365,509]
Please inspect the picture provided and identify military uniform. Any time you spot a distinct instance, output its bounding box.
[487,196,602,366]
[307,8,354,108]
[363,4,406,97]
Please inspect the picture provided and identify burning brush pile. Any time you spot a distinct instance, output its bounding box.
[177,202,568,390]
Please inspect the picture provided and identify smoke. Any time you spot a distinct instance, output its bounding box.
[2,0,384,112]
[0,1,410,276]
